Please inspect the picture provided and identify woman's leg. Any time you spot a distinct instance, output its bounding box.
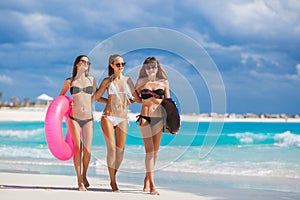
[151,121,163,167]
[149,127,163,195]
[101,117,118,191]
[141,135,154,193]
[67,119,86,191]
[81,120,94,188]
[139,119,163,195]
[112,121,127,190]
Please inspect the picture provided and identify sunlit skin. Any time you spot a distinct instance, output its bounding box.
[59,56,96,191]
[92,56,141,192]
[135,57,170,195]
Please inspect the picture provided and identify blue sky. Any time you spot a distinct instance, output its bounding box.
[0,0,299,114]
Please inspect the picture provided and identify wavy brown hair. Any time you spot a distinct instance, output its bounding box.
[138,57,168,79]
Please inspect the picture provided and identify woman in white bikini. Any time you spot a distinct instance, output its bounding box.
[92,54,141,192]
[135,57,170,195]
[59,55,97,191]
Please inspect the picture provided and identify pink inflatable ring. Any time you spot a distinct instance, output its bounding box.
[44,96,74,161]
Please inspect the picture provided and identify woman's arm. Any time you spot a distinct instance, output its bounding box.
[59,78,71,96]
[91,77,108,103]
[97,97,108,103]
[92,78,108,103]
[164,80,170,98]
[92,77,97,93]
[132,90,142,103]
[128,78,142,103]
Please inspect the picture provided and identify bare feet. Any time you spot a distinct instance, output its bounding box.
[143,177,159,195]
[150,189,160,195]
[78,182,87,191]
[83,177,90,188]
[110,182,119,192]
[143,177,150,192]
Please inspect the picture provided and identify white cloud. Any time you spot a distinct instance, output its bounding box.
[249,69,300,81]
[228,1,277,32]
[190,0,300,41]
[241,52,280,68]
[0,75,13,84]
[296,64,300,76]
[241,53,263,66]
[80,1,174,33]
[18,11,68,44]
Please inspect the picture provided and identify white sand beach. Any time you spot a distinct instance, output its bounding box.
[0,108,299,122]
[1,172,299,200]
[0,172,215,200]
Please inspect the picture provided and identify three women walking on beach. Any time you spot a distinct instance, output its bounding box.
[60,54,169,194]
[59,55,97,191]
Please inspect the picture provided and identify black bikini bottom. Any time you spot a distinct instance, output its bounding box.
[69,115,93,128]
[136,115,162,126]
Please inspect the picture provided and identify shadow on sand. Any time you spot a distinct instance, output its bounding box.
[0,184,143,194]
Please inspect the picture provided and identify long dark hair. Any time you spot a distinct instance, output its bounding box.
[71,55,89,80]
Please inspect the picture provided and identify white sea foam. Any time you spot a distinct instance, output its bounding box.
[160,160,300,179]
[1,144,299,179]
[0,159,73,167]
[0,128,43,138]
[0,146,53,158]
[274,131,300,147]
[228,132,267,143]
[229,131,300,147]
[94,145,300,179]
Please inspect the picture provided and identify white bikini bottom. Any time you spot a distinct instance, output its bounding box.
[102,115,128,126]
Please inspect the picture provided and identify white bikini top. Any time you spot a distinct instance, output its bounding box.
[108,76,133,99]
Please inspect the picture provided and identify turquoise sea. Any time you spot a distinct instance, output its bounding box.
[1,121,300,195]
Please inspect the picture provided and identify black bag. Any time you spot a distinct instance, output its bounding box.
[161,98,180,134]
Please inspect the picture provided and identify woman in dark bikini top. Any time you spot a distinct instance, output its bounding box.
[59,55,96,191]
[135,57,170,195]
[141,89,164,99]
[69,85,94,127]
[137,89,165,124]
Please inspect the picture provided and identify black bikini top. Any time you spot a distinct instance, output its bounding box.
[141,89,164,99]
[70,86,93,95]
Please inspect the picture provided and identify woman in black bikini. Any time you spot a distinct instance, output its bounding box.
[59,55,97,191]
[135,57,170,195]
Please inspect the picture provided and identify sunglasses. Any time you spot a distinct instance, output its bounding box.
[79,60,91,66]
[114,62,126,68]
[145,65,158,70]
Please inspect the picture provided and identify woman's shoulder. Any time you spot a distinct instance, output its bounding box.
[65,77,72,84]
[135,77,147,88]
[159,78,169,84]
[136,77,147,83]
[87,75,96,81]
[100,77,112,86]
[120,75,130,80]
[122,75,134,83]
